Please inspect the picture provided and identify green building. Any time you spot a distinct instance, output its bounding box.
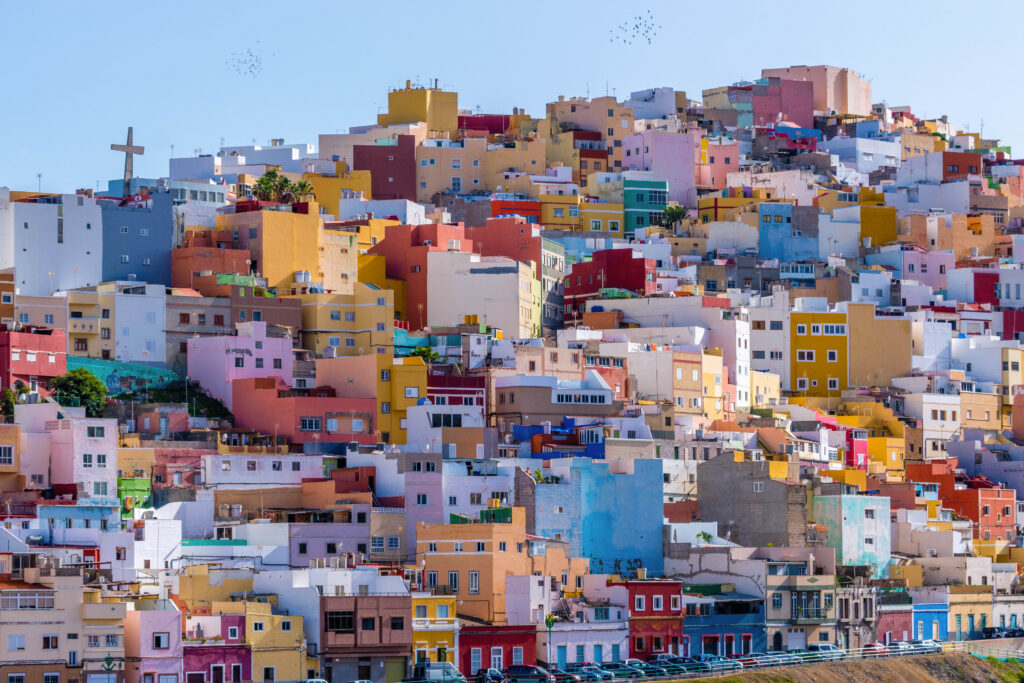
[117,476,152,519]
[624,176,669,235]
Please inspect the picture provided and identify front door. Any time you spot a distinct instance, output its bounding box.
[702,636,719,656]
[593,644,603,664]
[211,666,223,683]
[557,645,566,669]
[772,632,784,651]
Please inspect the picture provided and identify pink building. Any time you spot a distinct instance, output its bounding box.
[698,139,741,191]
[188,321,294,411]
[182,614,251,683]
[621,131,698,206]
[876,596,913,645]
[902,246,954,291]
[47,412,118,500]
[125,600,184,683]
[0,325,67,396]
[231,377,378,445]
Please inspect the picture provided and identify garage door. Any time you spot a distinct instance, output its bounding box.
[786,629,807,650]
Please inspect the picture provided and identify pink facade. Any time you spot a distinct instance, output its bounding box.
[125,604,184,683]
[232,377,378,445]
[902,247,953,290]
[183,614,249,683]
[48,416,118,498]
[621,131,698,206]
[188,321,294,411]
[702,140,741,191]
[876,605,913,644]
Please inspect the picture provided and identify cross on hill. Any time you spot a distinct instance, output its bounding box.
[111,127,144,196]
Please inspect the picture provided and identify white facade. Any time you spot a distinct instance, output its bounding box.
[112,283,167,365]
[883,182,970,218]
[818,206,862,259]
[337,195,427,225]
[748,289,790,386]
[200,453,324,489]
[0,189,104,295]
[819,137,901,174]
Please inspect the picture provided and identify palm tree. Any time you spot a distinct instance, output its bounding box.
[252,170,279,201]
[273,174,294,203]
[290,180,316,202]
[659,205,690,228]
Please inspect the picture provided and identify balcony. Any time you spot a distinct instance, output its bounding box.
[82,601,127,620]
[792,606,829,624]
[412,617,458,630]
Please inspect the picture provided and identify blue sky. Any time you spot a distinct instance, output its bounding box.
[2,0,1021,192]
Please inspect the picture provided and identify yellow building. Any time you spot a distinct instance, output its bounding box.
[789,311,848,396]
[540,194,581,230]
[900,131,938,160]
[378,81,459,139]
[860,205,899,248]
[293,283,394,355]
[701,348,727,421]
[214,202,357,295]
[302,161,373,214]
[579,200,624,233]
[378,354,428,445]
[68,288,115,359]
[177,564,254,611]
[750,369,781,408]
[948,586,994,640]
[236,601,311,683]
[411,592,459,665]
[358,253,407,321]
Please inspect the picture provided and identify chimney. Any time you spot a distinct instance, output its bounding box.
[636,567,648,580]
[406,79,412,89]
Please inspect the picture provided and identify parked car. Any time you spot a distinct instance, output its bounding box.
[644,655,678,665]
[982,627,1008,639]
[890,641,914,656]
[547,669,580,683]
[693,655,743,672]
[475,669,504,683]
[770,651,801,666]
[564,664,613,681]
[670,657,712,673]
[408,663,468,683]
[726,653,759,668]
[1006,628,1024,638]
[806,643,845,661]
[622,660,666,677]
[503,666,555,683]
[909,639,942,654]
[862,642,890,658]
[597,663,643,679]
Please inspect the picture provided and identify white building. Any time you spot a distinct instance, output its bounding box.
[0,190,104,295]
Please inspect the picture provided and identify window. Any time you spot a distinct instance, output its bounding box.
[390,617,404,630]
[652,595,663,611]
[388,535,400,549]
[671,595,680,610]
[753,481,764,493]
[491,647,503,670]
[7,634,26,650]
[300,417,322,432]
[298,542,307,555]
[325,612,354,633]
[772,593,782,608]
[93,482,107,496]
[471,649,482,673]
[372,536,385,552]
[634,595,645,611]
[382,402,391,414]
[153,632,170,649]
[469,571,480,594]
[796,324,807,335]
[87,426,105,438]
[105,634,118,647]
[827,350,838,362]
[417,493,428,505]
[449,570,459,593]
[88,635,101,648]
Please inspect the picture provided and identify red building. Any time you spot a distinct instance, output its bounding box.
[171,230,252,287]
[876,592,914,644]
[426,374,486,407]
[621,578,684,658]
[583,351,630,400]
[459,624,538,675]
[564,249,657,323]
[458,114,513,136]
[491,197,541,224]
[906,458,1017,542]
[353,134,417,201]
[939,151,983,182]
[0,326,66,396]
[367,224,475,331]
[231,377,379,445]
[726,77,814,129]
[466,217,548,281]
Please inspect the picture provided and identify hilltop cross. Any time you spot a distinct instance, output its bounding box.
[111,127,144,196]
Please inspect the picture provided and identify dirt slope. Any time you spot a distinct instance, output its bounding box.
[699,653,1024,682]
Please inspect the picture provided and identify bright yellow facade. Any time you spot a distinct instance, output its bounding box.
[860,205,899,247]
[359,253,408,322]
[579,201,625,233]
[303,161,373,213]
[378,82,459,139]
[867,436,906,481]
[700,348,726,421]
[411,592,459,665]
[378,354,428,445]
[67,288,116,359]
[217,601,312,683]
[293,283,395,355]
[789,311,848,396]
[540,193,581,229]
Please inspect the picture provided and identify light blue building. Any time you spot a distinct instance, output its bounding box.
[758,203,818,262]
[528,457,664,576]
[812,494,891,579]
[99,190,176,284]
[35,498,122,542]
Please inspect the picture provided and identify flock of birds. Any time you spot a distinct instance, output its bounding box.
[610,10,661,46]
[225,41,267,78]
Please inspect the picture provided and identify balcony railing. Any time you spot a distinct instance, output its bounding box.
[792,606,829,622]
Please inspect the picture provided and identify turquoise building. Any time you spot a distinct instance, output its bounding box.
[812,494,891,579]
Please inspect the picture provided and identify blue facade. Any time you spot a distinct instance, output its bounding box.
[36,499,121,543]
[533,458,663,576]
[912,602,949,641]
[776,127,822,142]
[682,595,766,656]
[758,203,816,262]
[100,190,176,284]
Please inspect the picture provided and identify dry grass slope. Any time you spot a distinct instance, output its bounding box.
[693,653,1024,682]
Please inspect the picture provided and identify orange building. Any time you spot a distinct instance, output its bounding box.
[416,507,588,624]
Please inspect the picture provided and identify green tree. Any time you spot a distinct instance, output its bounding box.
[659,205,690,228]
[0,388,15,420]
[273,173,295,203]
[696,530,713,544]
[410,346,442,363]
[290,179,316,202]
[48,368,108,417]
[252,169,279,201]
